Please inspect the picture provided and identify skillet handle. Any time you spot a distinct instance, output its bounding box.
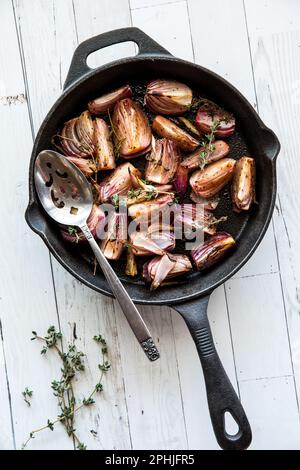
[64,27,171,89]
[174,295,252,450]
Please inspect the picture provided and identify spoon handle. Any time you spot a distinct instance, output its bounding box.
[80,224,160,361]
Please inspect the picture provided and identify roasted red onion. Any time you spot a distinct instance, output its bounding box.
[94,118,116,170]
[190,158,236,198]
[112,98,152,158]
[130,224,175,256]
[59,118,90,158]
[152,116,199,152]
[145,80,192,115]
[98,163,141,203]
[61,205,105,243]
[128,193,174,220]
[191,232,235,270]
[145,137,180,184]
[231,157,256,212]
[125,246,138,276]
[88,85,132,114]
[174,204,225,237]
[190,192,220,211]
[101,211,127,260]
[66,156,96,177]
[181,140,230,172]
[195,100,235,138]
[76,110,94,152]
[173,164,189,198]
[143,254,192,289]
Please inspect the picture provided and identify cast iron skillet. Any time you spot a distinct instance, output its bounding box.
[25,28,280,450]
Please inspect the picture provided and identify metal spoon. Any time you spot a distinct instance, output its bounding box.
[34,150,159,361]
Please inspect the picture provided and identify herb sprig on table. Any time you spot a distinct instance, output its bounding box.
[22,326,110,450]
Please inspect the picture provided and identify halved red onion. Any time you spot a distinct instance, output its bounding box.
[128,193,174,220]
[190,192,220,211]
[76,110,95,152]
[191,232,235,270]
[94,118,116,170]
[195,100,235,137]
[152,116,199,152]
[173,163,189,198]
[190,158,236,198]
[145,80,192,115]
[174,204,224,237]
[143,254,192,289]
[101,211,127,260]
[61,205,105,243]
[181,140,230,172]
[145,137,180,185]
[112,98,152,158]
[66,156,96,177]
[98,163,141,203]
[231,156,256,212]
[130,224,175,256]
[88,85,132,114]
[60,118,89,157]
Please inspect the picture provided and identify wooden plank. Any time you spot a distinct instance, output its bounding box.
[132,0,194,62]
[132,1,238,450]
[226,273,293,380]
[240,376,300,449]
[130,0,183,10]
[187,0,279,280]
[14,0,133,449]
[0,0,71,450]
[244,0,300,405]
[115,304,188,449]
[0,331,14,449]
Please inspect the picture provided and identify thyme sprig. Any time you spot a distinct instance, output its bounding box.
[22,387,33,407]
[198,120,220,170]
[22,326,110,450]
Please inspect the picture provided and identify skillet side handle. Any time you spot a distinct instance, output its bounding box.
[174,295,252,450]
[64,27,171,89]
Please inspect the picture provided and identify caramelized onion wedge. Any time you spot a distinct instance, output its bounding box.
[152,116,199,152]
[128,193,174,220]
[76,110,94,152]
[99,163,141,203]
[191,232,235,270]
[190,192,220,211]
[125,246,138,277]
[143,254,192,289]
[145,138,180,185]
[231,156,256,212]
[173,163,189,198]
[181,140,230,172]
[195,99,235,137]
[174,204,225,237]
[112,98,152,158]
[190,158,236,198]
[130,225,175,256]
[94,118,116,170]
[101,212,127,260]
[66,157,96,177]
[60,118,88,157]
[88,85,132,115]
[145,80,192,115]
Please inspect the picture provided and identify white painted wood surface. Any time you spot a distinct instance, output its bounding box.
[0,0,299,450]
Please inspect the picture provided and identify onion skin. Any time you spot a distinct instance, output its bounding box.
[98,163,141,203]
[191,232,235,270]
[181,140,230,172]
[101,212,127,260]
[190,158,236,198]
[112,98,152,158]
[173,164,189,198]
[174,204,222,237]
[65,156,96,177]
[88,85,132,114]
[143,254,192,289]
[231,157,256,212]
[145,80,192,115]
[190,192,220,211]
[145,138,180,184]
[94,118,116,170]
[61,205,105,243]
[195,100,235,138]
[152,116,199,152]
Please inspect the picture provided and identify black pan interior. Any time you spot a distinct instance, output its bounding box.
[29,56,277,304]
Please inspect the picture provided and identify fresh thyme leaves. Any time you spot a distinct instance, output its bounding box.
[22,327,110,450]
[22,387,33,406]
[68,226,80,243]
[198,120,220,170]
[112,194,120,208]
